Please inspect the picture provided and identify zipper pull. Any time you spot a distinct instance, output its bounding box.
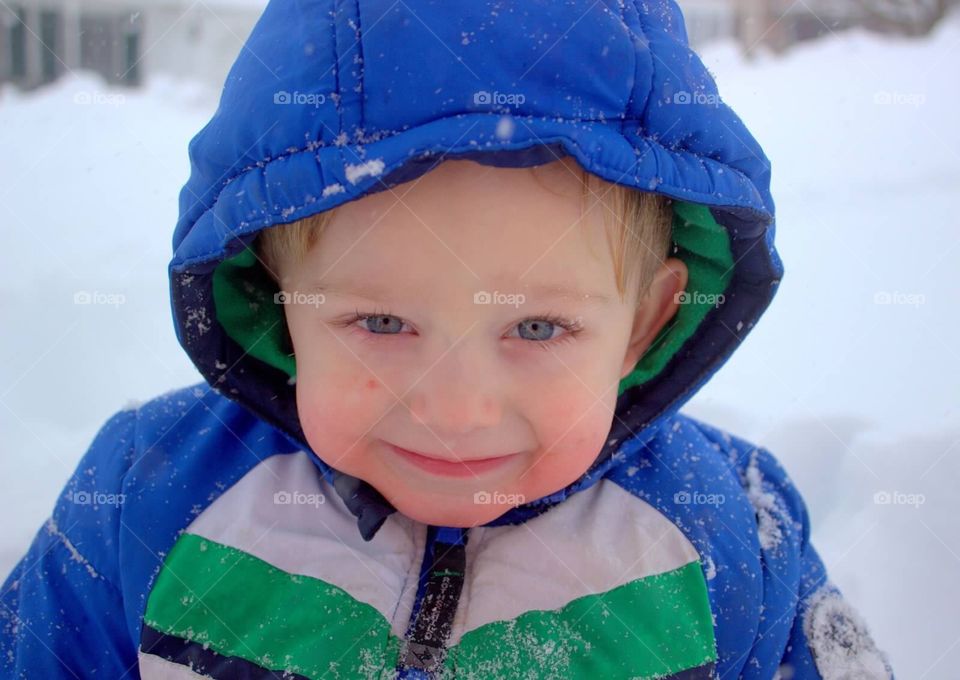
[399,527,466,675]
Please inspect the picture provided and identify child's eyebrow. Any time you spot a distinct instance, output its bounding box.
[309,280,612,305]
[515,284,612,305]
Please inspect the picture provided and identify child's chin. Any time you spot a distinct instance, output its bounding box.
[388,493,514,528]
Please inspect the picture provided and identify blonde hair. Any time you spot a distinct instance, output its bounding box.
[258,163,674,305]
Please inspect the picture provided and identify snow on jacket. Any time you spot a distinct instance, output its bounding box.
[1,0,894,678]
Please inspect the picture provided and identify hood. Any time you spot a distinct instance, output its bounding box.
[170,0,782,540]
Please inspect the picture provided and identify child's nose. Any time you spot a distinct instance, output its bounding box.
[406,389,501,435]
[404,360,502,434]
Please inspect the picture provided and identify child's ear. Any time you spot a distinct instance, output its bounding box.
[271,270,297,361]
[620,258,689,381]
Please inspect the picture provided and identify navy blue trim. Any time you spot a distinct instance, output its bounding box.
[119,386,303,661]
[406,525,438,630]
[666,661,717,679]
[397,526,468,678]
[140,623,312,679]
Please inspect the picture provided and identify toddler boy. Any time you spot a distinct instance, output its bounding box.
[2,0,894,678]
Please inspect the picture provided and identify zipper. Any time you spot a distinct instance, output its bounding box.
[396,526,468,679]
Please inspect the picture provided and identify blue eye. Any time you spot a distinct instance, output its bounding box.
[344,308,582,348]
[516,319,559,341]
[508,313,584,348]
[359,313,406,334]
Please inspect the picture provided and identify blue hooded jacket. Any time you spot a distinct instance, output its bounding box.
[1,0,894,678]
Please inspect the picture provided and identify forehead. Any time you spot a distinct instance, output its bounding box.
[302,158,619,293]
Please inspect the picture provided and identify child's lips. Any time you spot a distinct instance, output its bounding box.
[387,443,520,478]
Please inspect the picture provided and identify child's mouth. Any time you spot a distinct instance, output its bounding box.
[387,443,520,478]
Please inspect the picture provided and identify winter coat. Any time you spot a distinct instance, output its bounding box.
[1,0,894,678]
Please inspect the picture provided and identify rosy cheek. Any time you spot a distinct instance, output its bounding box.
[543,397,612,455]
[296,375,348,427]
[552,396,589,425]
[299,371,393,438]
[541,392,598,433]
[332,373,384,410]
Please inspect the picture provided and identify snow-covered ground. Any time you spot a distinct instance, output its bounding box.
[2,14,958,678]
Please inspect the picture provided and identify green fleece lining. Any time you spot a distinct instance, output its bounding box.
[211,201,734,393]
[213,245,296,377]
[618,201,735,394]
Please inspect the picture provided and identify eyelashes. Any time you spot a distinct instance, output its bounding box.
[337,307,584,349]
[516,313,584,350]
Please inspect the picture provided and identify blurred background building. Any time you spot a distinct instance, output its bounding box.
[0,0,260,89]
[1,0,957,90]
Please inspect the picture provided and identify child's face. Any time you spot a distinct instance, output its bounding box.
[279,157,686,527]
